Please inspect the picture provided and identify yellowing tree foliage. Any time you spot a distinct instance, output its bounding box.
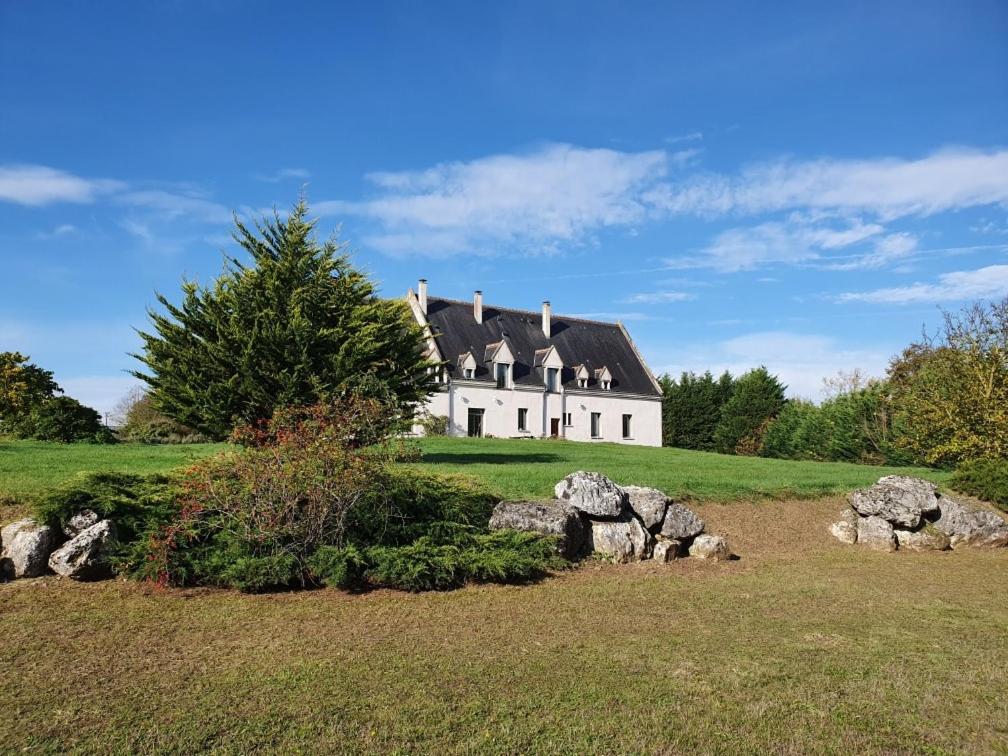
[889,298,1008,465]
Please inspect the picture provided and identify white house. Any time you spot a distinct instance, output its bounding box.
[407,280,663,446]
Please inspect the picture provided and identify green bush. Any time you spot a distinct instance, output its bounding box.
[951,459,1008,511]
[310,531,564,592]
[417,413,448,436]
[15,396,112,443]
[35,472,177,544]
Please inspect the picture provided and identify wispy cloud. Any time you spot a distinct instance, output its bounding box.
[255,168,311,183]
[114,190,232,224]
[318,143,669,256]
[35,223,79,240]
[0,164,123,206]
[836,263,1008,304]
[622,290,696,304]
[646,147,1008,219]
[665,131,703,145]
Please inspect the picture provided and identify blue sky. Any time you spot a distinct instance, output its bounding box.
[2,1,1007,414]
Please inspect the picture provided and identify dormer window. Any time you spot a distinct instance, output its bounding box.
[534,345,564,393]
[458,351,478,381]
[485,340,514,390]
[574,364,590,389]
[595,366,613,391]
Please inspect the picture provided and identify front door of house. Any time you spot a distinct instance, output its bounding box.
[550,418,560,437]
[467,408,484,437]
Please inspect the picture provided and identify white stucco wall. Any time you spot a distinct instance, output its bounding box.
[414,382,662,447]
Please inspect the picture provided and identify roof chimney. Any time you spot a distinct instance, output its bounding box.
[417,278,428,314]
[542,300,552,338]
[473,290,483,324]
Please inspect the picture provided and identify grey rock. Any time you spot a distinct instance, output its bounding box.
[1,518,57,578]
[829,507,860,545]
[587,515,653,563]
[894,525,951,552]
[659,502,705,540]
[933,496,1008,549]
[856,515,897,552]
[554,471,627,518]
[623,485,669,532]
[848,475,940,529]
[48,520,117,580]
[651,538,681,563]
[687,534,731,561]
[489,500,588,558]
[64,509,99,538]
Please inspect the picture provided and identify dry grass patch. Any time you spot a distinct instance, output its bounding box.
[2,497,1007,753]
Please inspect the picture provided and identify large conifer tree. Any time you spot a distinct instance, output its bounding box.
[133,199,437,439]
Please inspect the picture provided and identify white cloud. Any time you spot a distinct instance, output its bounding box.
[651,330,891,400]
[322,143,669,256]
[823,232,920,271]
[647,147,1008,220]
[255,168,311,183]
[837,264,1008,304]
[0,164,123,206]
[35,223,79,240]
[115,190,232,224]
[622,291,696,304]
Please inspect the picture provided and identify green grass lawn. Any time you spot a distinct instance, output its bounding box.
[411,436,950,502]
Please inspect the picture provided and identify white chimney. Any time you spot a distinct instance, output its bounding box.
[474,290,483,324]
[417,278,428,314]
[542,300,552,338]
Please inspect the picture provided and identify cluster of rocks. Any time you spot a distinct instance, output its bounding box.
[490,470,731,563]
[831,475,1008,552]
[1,510,117,581]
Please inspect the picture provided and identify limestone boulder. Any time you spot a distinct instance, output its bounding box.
[489,500,588,558]
[848,476,940,529]
[623,485,669,532]
[554,471,627,518]
[856,515,897,552]
[829,507,859,545]
[63,509,99,538]
[1,518,57,578]
[587,515,653,563]
[933,497,1008,549]
[48,520,117,580]
[687,534,731,561]
[651,537,681,563]
[659,502,705,540]
[894,525,951,552]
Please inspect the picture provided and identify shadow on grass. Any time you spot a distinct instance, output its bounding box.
[420,452,563,465]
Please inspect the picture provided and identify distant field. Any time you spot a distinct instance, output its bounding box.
[411,436,951,502]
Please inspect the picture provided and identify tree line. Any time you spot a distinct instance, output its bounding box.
[659,297,1008,468]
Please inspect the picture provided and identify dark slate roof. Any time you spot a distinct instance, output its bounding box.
[423,297,660,396]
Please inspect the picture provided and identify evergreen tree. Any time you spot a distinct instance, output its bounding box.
[713,367,786,455]
[133,199,438,439]
[660,370,735,450]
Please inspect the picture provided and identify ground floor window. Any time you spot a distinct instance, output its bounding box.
[622,413,632,439]
[467,408,484,437]
[563,412,572,426]
[518,407,528,431]
[590,412,601,438]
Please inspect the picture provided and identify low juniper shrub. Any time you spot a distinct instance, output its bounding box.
[951,459,1008,511]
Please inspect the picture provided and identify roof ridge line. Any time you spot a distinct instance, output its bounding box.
[427,296,622,327]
